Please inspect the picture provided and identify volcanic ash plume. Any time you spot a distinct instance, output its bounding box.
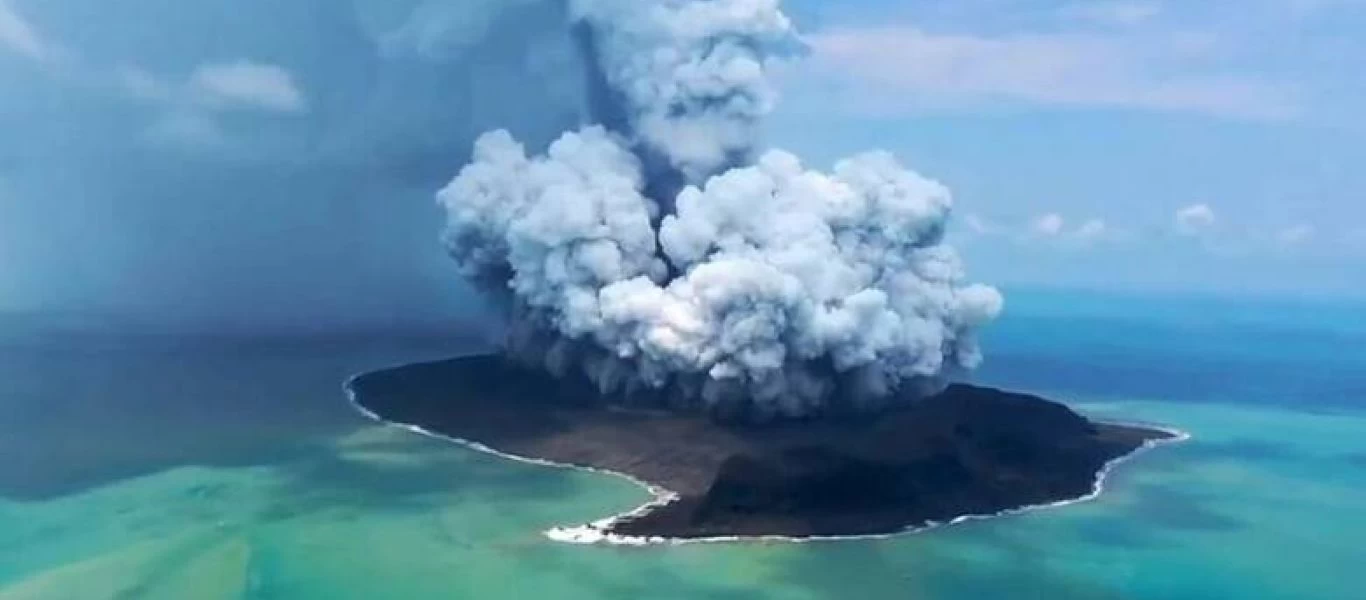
[437,0,1003,421]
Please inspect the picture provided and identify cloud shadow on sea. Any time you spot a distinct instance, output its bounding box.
[1068,514,1165,549]
[258,429,580,520]
[1343,453,1366,469]
[0,336,478,502]
[762,530,1133,599]
[1123,482,1245,532]
[0,430,354,503]
[0,343,371,502]
[566,562,765,600]
[1172,437,1308,463]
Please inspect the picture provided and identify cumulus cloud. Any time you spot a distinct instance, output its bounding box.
[1346,227,1366,246]
[1031,213,1066,236]
[803,27,1298,119]
[438,0,1001,420]
[961,213,1001,236]
[1175,203,1217,234]
[1277,223,1315,246]
[188,61,307,113]
[0,0,49,61]
[0,0,591,328]
[118,61,307,114]
[1074,218,1108,240]
[109,61,308,148]
[1022,214,1116,246]
[142,112,227,148]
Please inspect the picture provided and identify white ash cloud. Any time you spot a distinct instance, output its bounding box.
[438,0,1002,419]
[571,0,800,182]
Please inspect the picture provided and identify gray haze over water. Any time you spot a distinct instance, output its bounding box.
[0,0,586,331]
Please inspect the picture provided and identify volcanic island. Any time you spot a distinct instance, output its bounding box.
[346,354,1181,543]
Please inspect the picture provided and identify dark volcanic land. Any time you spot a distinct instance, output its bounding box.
[346,355,1177,541]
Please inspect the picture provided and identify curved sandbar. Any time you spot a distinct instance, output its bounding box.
[346,355,1180,543]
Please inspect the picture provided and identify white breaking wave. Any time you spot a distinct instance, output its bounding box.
[346,374,1190,546]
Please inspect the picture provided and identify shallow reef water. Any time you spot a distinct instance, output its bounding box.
[2,293,1363,599]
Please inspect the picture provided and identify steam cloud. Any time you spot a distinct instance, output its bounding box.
[438,0,1003,421]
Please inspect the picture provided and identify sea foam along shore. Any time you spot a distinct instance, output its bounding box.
[344,373,1190,546]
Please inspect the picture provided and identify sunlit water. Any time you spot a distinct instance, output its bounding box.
[2,292,1363,599]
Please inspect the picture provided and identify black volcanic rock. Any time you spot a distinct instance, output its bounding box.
[347,354,1177,540]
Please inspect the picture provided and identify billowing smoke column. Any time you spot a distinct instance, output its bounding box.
[438,0,1003,421]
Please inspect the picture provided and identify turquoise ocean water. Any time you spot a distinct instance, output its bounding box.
[1,290,1363,599]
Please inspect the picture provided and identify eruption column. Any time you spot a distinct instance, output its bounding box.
[438,0,1003,421]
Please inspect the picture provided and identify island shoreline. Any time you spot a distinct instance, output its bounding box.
[342,360,1189,546]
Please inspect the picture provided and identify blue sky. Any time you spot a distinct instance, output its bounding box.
[770,0,1366,296]
[0,0,1361,328]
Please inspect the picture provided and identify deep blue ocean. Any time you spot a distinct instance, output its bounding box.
[981,288,1366,411]
[1,288,1362,599]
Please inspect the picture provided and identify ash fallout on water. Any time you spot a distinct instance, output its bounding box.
[438,0,1003,422]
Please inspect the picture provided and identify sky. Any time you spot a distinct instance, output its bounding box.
[0,0,586,330]
[772,0,1366,296]
[0,0,1362,331]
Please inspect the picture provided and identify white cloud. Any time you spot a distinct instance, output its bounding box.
[120,62,308,114]
[189,61,307,113]
[1175,203,1217,234]
[0,10,304,117]
[1062,2,1163,26]
[1277,224,1315,246]
[111,62,307,146]
[1075,218,1108,240]
[1032,213,1066,236]
[143,112,227,149]
[964,212,1119,245]
[961,213,1000,236]
[804,27,1298,119]
[1345,227,1366,247]
[0,0,49,61]
[117,66,175,102]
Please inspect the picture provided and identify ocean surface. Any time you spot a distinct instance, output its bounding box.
[1,290,1363,599]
